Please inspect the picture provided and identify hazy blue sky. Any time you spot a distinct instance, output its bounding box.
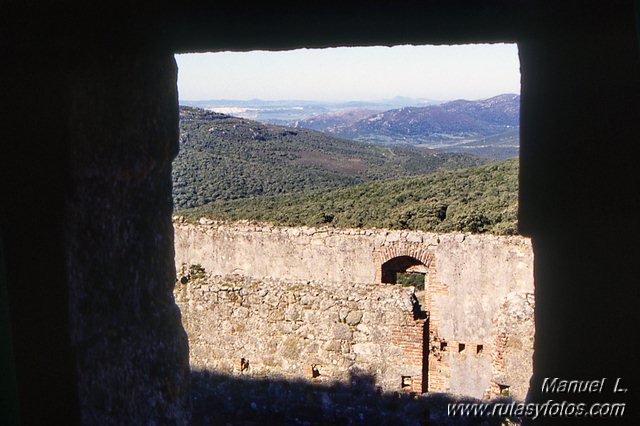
[176,44,520,102]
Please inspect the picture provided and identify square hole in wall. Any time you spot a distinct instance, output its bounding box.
[458,343,466,353]
[310,364,320,378]
[499,384,510,397]
[240,358,249,372]
[476,344,483,355]
[401,375,413,390]
[440,341,447,351]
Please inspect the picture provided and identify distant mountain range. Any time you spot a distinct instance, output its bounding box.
[173,107,485,209]
[291,94,520,159]
[290,108,379,132]
[179,94,520,161]
[179,97,441,125]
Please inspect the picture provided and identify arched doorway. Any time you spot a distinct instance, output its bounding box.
[380,255,429,393]
[381,255,427,286]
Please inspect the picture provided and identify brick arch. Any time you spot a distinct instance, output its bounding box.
[373,243,435,283]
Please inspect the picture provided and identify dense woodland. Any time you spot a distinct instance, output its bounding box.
[173,107,485,209]
[178,159,519,235]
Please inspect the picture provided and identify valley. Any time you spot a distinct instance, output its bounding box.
[180,94,520,160]
[173,107,485,210]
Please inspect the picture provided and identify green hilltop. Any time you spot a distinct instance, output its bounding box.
[173,107,485,209]
[178,158,519,235]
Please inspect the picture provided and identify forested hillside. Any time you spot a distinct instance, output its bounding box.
[178,159,519,235]
[173,107,485,209]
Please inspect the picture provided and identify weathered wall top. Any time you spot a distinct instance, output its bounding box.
[173,217,532,286]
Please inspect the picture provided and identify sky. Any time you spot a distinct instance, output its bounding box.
[175,44,520,102]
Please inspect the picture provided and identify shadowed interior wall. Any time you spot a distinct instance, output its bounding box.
[1,51,192,425]
[518,9,640,414]
[2,1,640,424]
[63,53,191,423]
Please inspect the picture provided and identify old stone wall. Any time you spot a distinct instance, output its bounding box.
[174,219,534,400]
[175,275,426,393]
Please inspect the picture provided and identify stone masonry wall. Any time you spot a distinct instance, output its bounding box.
[174,219,534,399]
[175,275,426,393]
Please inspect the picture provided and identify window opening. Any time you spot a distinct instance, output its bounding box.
[171,44,523,418]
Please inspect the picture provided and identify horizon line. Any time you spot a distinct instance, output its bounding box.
[178,92,520,104]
